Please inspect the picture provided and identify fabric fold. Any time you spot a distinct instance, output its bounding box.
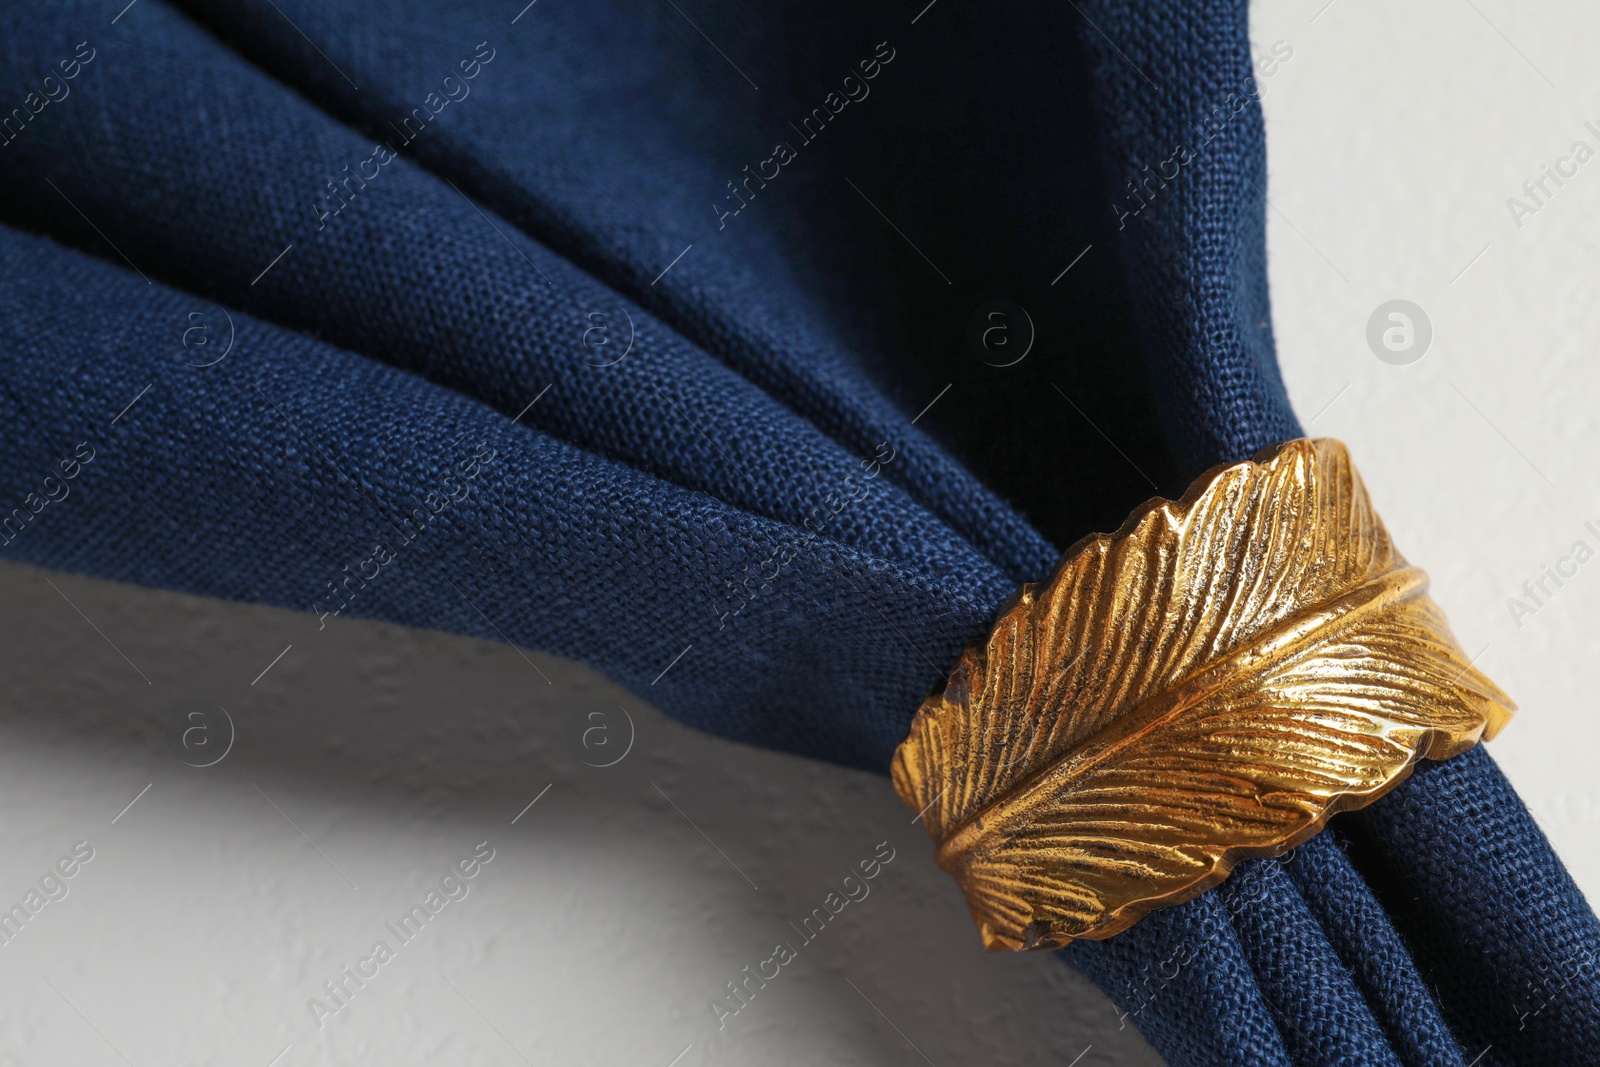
[0,2,1594,1065]
[0,0,1027,595]
[1342,747,1600,1065]
[0,225,1001,770]
[1283,831,1470,1066]
[169,0,1063,583]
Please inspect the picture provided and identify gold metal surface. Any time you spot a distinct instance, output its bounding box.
[891,438,1513,951]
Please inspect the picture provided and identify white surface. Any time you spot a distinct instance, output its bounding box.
[0,564,1159,1067]
[1255,0,1600,900]
[2,4,1598,1065]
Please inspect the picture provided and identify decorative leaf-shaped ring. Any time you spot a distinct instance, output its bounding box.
[892,438,1513,951]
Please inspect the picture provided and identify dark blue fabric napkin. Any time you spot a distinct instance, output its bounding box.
[0,2,1593,1063]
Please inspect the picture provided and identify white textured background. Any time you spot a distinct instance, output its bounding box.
[1256,0,1600,902]
[0,2,1596,1065]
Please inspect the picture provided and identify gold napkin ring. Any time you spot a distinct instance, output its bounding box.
[892,438,1513,951]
